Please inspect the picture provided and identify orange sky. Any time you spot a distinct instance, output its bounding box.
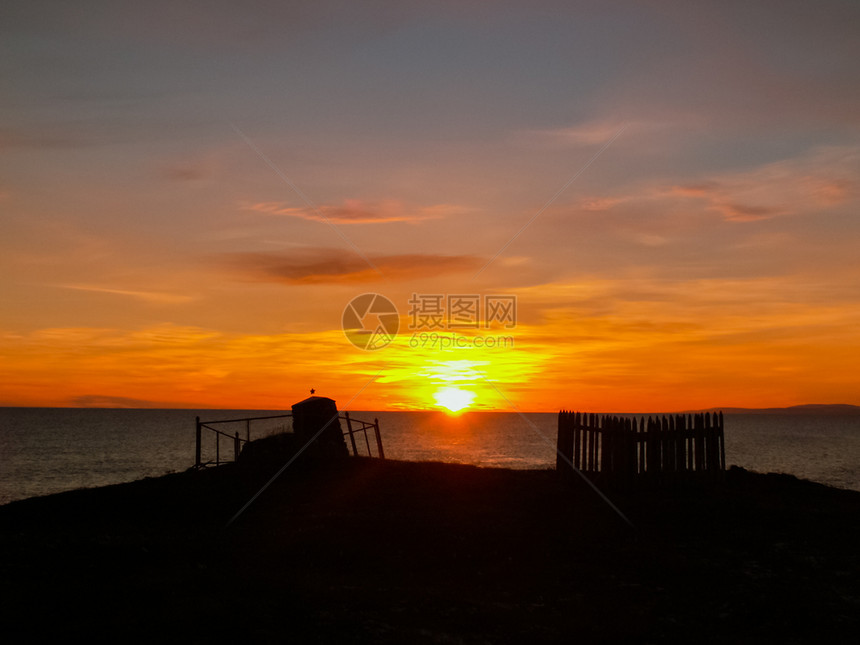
[1,2,859,412]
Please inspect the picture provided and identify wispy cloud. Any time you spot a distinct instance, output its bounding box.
[71,394,163,408]
[217,248,483,284]
[525,120,630,146]
[578,196,630,212]
[243,199,468,224]
[161,165,208,181]
[520,118,687,148]
[57,284,196,304]
[573,145,859,222]
[0,323,360,408]
[668,147,858,222]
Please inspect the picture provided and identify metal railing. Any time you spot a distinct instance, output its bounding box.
[195,414,292,469]
[194,411,384,468]
[342,411,385,459]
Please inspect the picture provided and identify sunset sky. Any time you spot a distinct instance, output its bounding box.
[2,1,859,412]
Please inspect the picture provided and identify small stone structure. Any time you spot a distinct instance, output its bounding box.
[291,395,348,459]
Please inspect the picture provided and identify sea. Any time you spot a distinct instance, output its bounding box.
[1,408,858,506]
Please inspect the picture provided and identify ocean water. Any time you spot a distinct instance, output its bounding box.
[0,408,858,505]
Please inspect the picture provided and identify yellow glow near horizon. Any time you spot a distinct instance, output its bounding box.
[2,290,860,410]
[433,387,476,414]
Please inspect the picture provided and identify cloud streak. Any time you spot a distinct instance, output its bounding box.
[670,146,858,222]
[243,199,467,224]
[57,284,196,304]
[217,248,484,284]
[71,394,164,408]
[574,145,859,222]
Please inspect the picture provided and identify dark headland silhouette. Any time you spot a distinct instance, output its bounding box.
[1,398,858,642]
[704,403,860,415]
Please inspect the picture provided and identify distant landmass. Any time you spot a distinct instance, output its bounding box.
[696,404,860,416]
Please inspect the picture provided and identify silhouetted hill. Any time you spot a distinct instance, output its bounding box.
[705,404,860,415]
[1,457,859,642]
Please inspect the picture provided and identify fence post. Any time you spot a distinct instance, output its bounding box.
[344,411,358,456]
[556,411,564,470]
[216,431,220,466]
[584,416,591,472]
[363,423,371,455]
[694,414,704,472]
[374,417,385,459]
[234,431,240,462]
[246,419,250,443]
[687,414,694,471]
[601,416,611,476]
[195,416,201,469]
[662,416,672,474]
[668,415,676,474]
[587,416,596,473]
[626,417,636,481]
[645,417,652,474]
[705,412,720,473]
[557,411,571,473]
[719,411,726,472]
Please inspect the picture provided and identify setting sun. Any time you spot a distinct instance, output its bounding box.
[433,387,476,414]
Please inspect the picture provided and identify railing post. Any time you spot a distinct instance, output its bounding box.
[246,419,250,443]
[344,411,358,456]
[556,411,567,472]
[195,416,201,469]
[374,418,384,459]
[234,431,240,462]
[694,414,704,472]
[216,432,220,466]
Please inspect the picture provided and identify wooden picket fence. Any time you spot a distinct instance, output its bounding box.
[557,411,725,483]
